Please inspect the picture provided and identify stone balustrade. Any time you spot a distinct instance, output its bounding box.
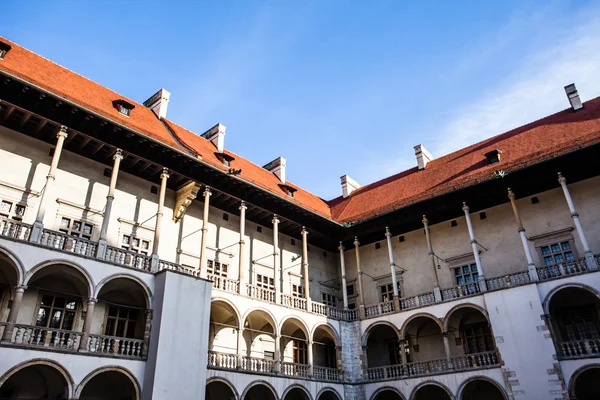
[240,355,277,374]
[313,366,343,382]
[40,229,97,257]
[208,274,240,293]
[0,217,31,241]
[281,293,307,311]
[486,271,531,291]
[406,357,449,377]
[104,245,151,271]
[159,260,201,277]
[441,282,481,301]
[311,302,346,320]
[451,350,500,371]
[207,350,238,369]
[9,324,81,351]
[366,364,406,380]
[346,308,360,321]
[365,300,395,317]
[400,292,436,310]
[281,361,310,378]
[557,339,600,360]
[246,284,276,303]
[537,256,589,280]
[87,334,144,359]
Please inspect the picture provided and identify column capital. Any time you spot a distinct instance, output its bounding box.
[57,125,68,139]
[507,187,515,200]
[113,148,124,160]
[160,168,170,180]
[385,226,391,238]
[301,226,308,236]
[87,298,98,305]
[558,172,566,184]
[422,214,429,225]
[462,202,470,212]
[338,241,344,252]
[239,200,247,211]
[442,331,450,338]
[353,236,360,247]
[203,186,212,197]
[15,285,27,292]
[272,214,280,224]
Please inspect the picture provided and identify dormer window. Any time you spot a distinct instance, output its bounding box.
[112,99,135,117]
[484,149,502,165]
[279,184,297,198]
[0,42,12,60]
[215,152,235,167]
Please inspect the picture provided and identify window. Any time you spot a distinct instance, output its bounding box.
[0,199,26,220]
[118,104,131,116]
[257,226,262,233]
[346,284,355,296]
[454,263,479,285]
[348,302,356,310]
[264,350,275,361]
[380,282,400,302]
[541,241,574,266]
[291,239,296,246]
[292,284,305,298]
[558,306,600,341]
[387,340,401,364]
[321,292,337,308]
[479,212,487,220]
[0,42,11,60]
[36,294,77,330]
[112,99,134,117]
[451,220,458,227]
[399,235,405,243]
[105,306,139,338]
[121,234,151,255]
[323,343,337,368]
[293,340,307,364]
[207,260,228,277]
[462,323,494,354]
[375,242,381,249]
[256,274,274,291]
[59,217,94,240]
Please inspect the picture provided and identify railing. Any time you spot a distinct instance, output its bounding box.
[160,260,201,277]
[0,218,31,241]
[246,284,276,303]
[281,294,307,311]
[87,334,144,359]
[406,357,449,376]
[208,274,240,293]
[366,364,406,380]
[239,356,276,374]
[207,350,238,369]
[400,292,436,310]
[537,257,589,281]
[40,229,97,257]
[104,245,151,271]
[486,271,531,291]
[281,361,310,378]
[365,300,395,318]
[441,282,481,301]
[451,350,500,371]
[311,301,346,320]
[10,324,81,351]
[346,308,360,321]
[556,339,600,360]
[313,366,343,381]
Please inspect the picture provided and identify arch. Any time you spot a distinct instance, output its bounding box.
[316,387,342,400]
[543,283,600,314]
[241,380,278,400]
[95,273,152,308]
[211,297,243,328]
[0,246,25,285]
[400,312,444,338]
[279,315,310,339]
[206,376,239,400]
[362,320,401,346]
[311,322,340,345]
[443,303,490,332]
[370,386,407,400]
[242,307,277,333]
[24,259,95,298]
[75,365,140,400]
[409,380,454,400]
[456,376,507,400]
[0,358,74,399]
[281,384,312,400]
[568,363,600,400]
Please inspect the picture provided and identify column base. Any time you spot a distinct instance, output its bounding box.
[585,252,598,270]
[238,279,246,295]
[96,239,108,259]
[393,295,401,311]
[359,305,366,319]
[478,276,488,292]
[433,286,442,302]
[527,264,539,281]
[30,221,44,243]
[150,254,160,272]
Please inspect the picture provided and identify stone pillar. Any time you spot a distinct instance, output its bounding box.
[385,227,401,310]
[339,242,349,309]
[399,338,408,365]
[558,173,597,269]
[78,298,97,351]
[150,168,169,271]
[301,227,311,309]
[462,203,487,291]
[198,187,212,278]
[274,334,281,373]
[354,237,366,318]
[30,126,68,243]
[442,331,454,369]
[1,285,26,342]
[308,340,314,376]
[508,188,539,281]
[238,201,247,294]
[97,149,124,259]
[237,328,245,368]
[273,215,281,304]
[422,215,442,301]
[142,309,153,358]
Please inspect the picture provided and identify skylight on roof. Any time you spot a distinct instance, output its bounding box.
[0,41,12,60]
[112,99,135,117]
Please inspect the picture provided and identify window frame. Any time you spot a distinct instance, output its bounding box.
[461,322,494,354]
[121,234,151,255]
[103,305,140,339]
[207,259,228,278]
[378,282,401,302]
[58,216,94,240]
[321,292,337,308]
[291,284,305,298]
[256,273,275,291]
[0,199,26,221]
[35,292,79,331]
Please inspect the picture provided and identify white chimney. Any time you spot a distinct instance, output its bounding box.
[565,83,583,111]
[201,123,226,153]
[340,175,360,198]
[143,88,171,120]
[263,157,287,183]
[414,144,434,170]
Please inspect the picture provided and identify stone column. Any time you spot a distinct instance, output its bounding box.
[399,338,408,365]
[97,149,124,259]
[339,242,349,309]
[30,126,68,243]
[1,285,26,342]
[354,237,366,318]
[422,215,442,301]
[308,340,314,376]
[273,215,281,304]
[442,331,454,369]
[301,227,311,309]
[508,188,539,281]
[237,328,245,368]
[238,201,247,294]
[385,227,401,310]
[274,334,281,373]
[142,309,152,357]
[150,168,169,271]
[198,187,212,278]
[558,173,597,269]
[462,202,487,291]
[78,298,97,351]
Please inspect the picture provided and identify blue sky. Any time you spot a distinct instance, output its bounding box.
[3,0,600,199]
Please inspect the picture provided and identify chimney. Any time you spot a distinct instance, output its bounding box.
[414,144,434,170]
[201,123,226,152]
[143,88,171,119]
[263,157,287,183]
[340,175,360,198]
[564,83,583,111]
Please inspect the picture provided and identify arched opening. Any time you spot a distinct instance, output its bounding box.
[79,370,138,400]
[365,324,400,368]
[413,384,451,400]
[0,363,69,399]
[461,379,505,400]
[210,300,240,353]
[242,310,276,373]
[445,306,496,362]
[244,383,276,400]
[317,389,341,400]
[283,386,311,400]
[280,317,309,375]
[206,379,237,400]
[313,325,338,372]
[571,366,600,400]
[373,389,403,400]
[96,277,148,340]
[0,251,20,324]
[404,316,445,365]
[548,287,600,358]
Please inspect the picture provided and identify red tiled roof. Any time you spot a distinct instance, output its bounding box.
[329,97,600,223]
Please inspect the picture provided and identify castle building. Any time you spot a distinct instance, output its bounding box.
[0,36,599,400]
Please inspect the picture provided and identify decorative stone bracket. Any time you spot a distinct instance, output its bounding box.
[173,181,201,223]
